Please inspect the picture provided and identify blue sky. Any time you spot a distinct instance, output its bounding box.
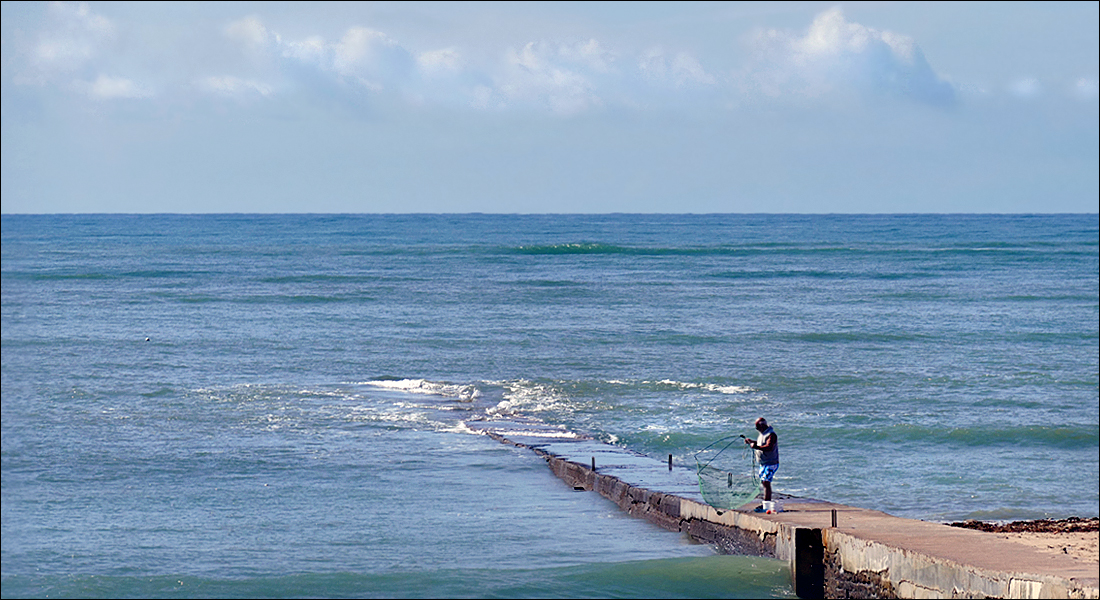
[2,1,1097,213]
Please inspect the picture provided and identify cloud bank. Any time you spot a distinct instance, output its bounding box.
[740,7,956,106]
[19,1,120,96]
[8,3,1094,115]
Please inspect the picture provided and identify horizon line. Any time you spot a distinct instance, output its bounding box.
[3,212,1098,217]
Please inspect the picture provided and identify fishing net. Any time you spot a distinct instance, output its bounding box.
[693,435,761,511]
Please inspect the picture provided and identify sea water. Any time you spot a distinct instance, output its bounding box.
[2,214,1097,598]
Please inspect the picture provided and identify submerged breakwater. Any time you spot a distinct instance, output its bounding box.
[474,416,1099,599]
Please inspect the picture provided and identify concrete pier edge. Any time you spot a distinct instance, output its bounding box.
[485,430,1100,600]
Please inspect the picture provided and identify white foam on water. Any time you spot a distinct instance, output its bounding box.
[488,429,581,439]
[490,379,574,415]
[441,420,479,435]
[594,379,753,395]
[361,379,481,400]
[647,380,756,394]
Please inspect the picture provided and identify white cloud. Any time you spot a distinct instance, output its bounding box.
[496,41,601,114]
[639,48,716,86]
[83,74,151,99]
[328,26,414,88]
[559,39,615,73]
[225,16,276,50]
[13,5,988,114]
[35,37,95,69]
[197,75,273,98]
[281,36,329,65]
[222,20,416,92]
[417,48,463,75]
[333,27,387,71]
[1009,77,1041,99]
[56,1,112,34]
[740,6,955,106]
[18,3,151,103]
[31,2,114,75]
[1073,77,1098,100]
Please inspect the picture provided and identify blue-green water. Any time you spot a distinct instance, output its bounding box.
[3,214,1097,598]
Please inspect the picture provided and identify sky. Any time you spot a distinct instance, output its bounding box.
[1,1,1097,214]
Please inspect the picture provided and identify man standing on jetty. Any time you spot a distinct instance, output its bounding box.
[745,417,779,511]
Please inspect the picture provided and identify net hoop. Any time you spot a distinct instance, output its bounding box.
[693,434,761,511]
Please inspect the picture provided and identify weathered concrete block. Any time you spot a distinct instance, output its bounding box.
[825,552,895,600]
[608,479,630,504]
[685,518,778,557]
[595,475,615,498]
[550,458,592,490]
[659,494,680,518]
[648,491,665,508]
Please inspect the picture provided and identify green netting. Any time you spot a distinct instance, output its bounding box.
[693,435,761,511]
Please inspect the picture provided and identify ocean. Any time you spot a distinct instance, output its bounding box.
[2,213,1097,598]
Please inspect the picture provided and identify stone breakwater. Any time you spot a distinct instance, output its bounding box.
[469,417,1100,599]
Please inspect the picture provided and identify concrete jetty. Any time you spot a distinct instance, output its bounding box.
[468,416,1100,599]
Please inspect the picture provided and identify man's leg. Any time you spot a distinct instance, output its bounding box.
[762,480,772,502]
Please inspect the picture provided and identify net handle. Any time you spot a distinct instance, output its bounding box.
[693,434,748,470]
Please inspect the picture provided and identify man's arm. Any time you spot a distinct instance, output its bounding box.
[752,432,777,451]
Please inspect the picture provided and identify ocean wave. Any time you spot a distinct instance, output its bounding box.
[512,242,634,255]
[485,429,582,439]
[485,378,755,418]
[505,242,870,258]
[362,378,481,401]
[512,279,586,288]
[780,332,929,343]
[491,380,574,415]
[345,406,447,428]
[856,423,1099,449]
[498,240,1095,260]
[4,269,211,281]
[646,380,755,395]
[163,293,376,305]
[706,269,940,281]
[598,379,755,395]
[257,274,385,284]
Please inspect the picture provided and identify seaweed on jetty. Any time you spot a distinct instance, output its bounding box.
[948,517,1099,533]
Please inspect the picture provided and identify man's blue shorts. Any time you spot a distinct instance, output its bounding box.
[758,464,779,482]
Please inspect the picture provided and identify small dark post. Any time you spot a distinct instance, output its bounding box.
[668,454,673,471]
[831,509,837,528]
[591,456,596,471]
